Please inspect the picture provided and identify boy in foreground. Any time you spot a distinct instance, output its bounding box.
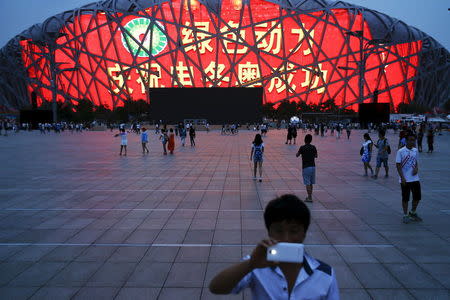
[396,133,423,224]
[209,194,339,299]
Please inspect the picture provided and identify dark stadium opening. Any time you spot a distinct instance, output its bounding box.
[149,87,263,124]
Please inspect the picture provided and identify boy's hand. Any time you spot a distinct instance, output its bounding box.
[249,239,279,269]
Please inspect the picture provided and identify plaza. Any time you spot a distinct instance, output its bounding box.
[0,128,449,299]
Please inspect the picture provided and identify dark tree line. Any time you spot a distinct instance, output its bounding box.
[39,99,150,123]
[262,99,356,121]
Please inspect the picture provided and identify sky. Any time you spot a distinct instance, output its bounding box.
[0,0,449,50]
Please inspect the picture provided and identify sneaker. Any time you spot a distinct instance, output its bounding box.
[305,197,313,202]
[259,179,262,182]
[408,212,423,222]
[402,215,411,224]
[252,177,257,180]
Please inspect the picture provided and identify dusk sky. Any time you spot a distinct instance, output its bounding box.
[0,0,448,50]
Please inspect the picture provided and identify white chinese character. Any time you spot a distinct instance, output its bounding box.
[255,21,282,54]
[204,62,230,86]
[171,61,194,86]
[301,63,328,94]
[181,21,213,54]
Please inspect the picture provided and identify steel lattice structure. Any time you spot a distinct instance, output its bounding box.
[0,0,449,113]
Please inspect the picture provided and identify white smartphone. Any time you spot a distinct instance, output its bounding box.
[267,242,304,263]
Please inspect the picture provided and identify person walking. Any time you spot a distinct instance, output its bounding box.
[160,129,168,155]
[167,128,175,154]
[115,128,128,156]
[179,125,187,146]
[250,134,264,182]
[417,125,424,152]
[346,124,351,139]
[396,133,422,224]
[426,125,434,153]
[141,127,150,154]
[373,129,390,179]
[296,134,318,202]
[189,126,196,147]
[361,133,374,177]
[285,124,293,144]
[292,125,298,144]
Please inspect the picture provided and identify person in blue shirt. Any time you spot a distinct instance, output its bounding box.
[141,127,149,154]
[209,194,339,300]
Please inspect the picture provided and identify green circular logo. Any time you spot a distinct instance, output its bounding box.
[121,18,167,57]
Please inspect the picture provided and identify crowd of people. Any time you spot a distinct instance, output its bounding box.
[114,122,197,156]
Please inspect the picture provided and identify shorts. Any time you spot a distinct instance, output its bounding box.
[376,157,388,168]
[302,167,316,185]
[121,141,127,146]
[361,152,371,163]
[401,181,421,202]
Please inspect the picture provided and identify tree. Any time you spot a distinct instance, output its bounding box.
[397,102,428,114]
[74,98,95,122]
[94,104,112,121]
[319,99,338,113]
[123,99,150,122]
[276,100,298,121]
[262,102,276,120]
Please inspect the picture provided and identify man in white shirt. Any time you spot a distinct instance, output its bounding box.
[396,132,422,224]
[209,194,339,299]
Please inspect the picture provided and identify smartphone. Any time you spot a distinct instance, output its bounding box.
[267,242,304,263]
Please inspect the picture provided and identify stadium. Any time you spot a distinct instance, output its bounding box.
[0,0,449,117]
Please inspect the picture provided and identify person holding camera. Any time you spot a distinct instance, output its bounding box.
[209,194,339,299]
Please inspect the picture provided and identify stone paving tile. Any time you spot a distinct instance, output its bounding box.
[74,246,118,262]
[349,263,403,289]
[383,263,444,289]
[71,287,119,300]
[28,287,79,300]
[175,246,210,262]
[339,289,371,300]
[115,287,161,300]
[158,287,202,300]
[8,262,67,287]
[86,262,137,287]
[0,262,33,285]
[125,262,172,287]
[48,262,103,286]
[366,289,416,300]
[164,262,207,287]
[409,289,450,300]
[0,287,39,300]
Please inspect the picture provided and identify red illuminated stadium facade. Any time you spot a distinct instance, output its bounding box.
[0,0,448,113]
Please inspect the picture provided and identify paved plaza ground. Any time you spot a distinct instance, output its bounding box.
[0,128,449,300]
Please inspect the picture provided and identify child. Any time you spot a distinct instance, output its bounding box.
[141,127,149,154]
[250,134,264,182]
[179,125,187,146]
[114,128,128,156]
[159,129,168,155]
[361,133,374,176]
[209,194,339,299]
[167,128,175,154]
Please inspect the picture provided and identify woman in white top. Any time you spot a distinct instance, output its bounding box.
[361,133,373,176]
